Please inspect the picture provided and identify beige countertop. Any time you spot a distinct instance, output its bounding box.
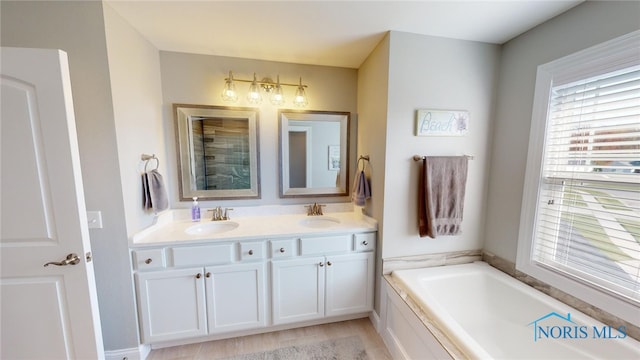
[131,207,377,247]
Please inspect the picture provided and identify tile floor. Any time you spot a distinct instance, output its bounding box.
[146,318,392,360]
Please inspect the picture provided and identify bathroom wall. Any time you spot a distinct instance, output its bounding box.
[483,1,640,262]
[103,3,166,238]
[0,0,139,352]
[158,52,358,207]
[357,33,391,315]
[380,31,501,259]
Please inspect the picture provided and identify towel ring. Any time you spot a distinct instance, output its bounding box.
[141,154,159,172]
[357,155,370,171]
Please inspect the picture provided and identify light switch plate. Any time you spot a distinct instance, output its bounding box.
[87,211,103,229]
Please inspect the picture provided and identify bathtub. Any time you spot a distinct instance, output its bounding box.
[385,262,639,359]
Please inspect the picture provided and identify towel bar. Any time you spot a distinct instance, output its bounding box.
[413,155,474,161]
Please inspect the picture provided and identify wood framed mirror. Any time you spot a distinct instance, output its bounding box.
[278,110,350,198]
[174,104,260,200]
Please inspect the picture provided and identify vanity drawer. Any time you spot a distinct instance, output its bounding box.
[354,233,376,252]
[132,248,165,270]
[170,244,234,267]
[270,239,296,258]
[239,241,265,261]
[300,235,351,255]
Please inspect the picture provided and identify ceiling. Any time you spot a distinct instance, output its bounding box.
[106,0,583,69]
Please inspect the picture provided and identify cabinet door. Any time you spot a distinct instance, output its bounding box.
[205,262,266,334]
[325,252,375,317]
[271,256,325,325]
[136,267,207,343]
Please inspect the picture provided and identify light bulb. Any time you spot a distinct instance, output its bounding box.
[270,75,285,106]
[221,71,238,102]
[293,77,308,107]
[247,73,262,104]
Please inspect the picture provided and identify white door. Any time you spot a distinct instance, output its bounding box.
[1,47,104,359]
[271,257,325,325]
[135,267,207,343]
[325,252,375,317]
[206,262,266,334]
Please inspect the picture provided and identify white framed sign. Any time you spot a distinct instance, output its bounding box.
[416,109,469,136]
[328,145,340,170]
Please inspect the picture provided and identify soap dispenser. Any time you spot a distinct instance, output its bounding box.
[191,197,201,222]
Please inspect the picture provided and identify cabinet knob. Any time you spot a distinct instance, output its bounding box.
[205,272,211,278]
[362,241,369,246]
[279,248,285,253]
[196,273,202,279]
[248,250,254,255]
[144,258,153,264]
[327,261,332,266]
[319,262,324,267]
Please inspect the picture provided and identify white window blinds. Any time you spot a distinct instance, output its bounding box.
[533,63,640,303]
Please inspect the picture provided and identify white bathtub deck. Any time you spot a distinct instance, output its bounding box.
[391,262,640,359]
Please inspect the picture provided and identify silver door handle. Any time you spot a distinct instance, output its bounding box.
[44,253,81,267]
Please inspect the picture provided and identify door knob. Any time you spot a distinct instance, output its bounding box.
[44,253,81,267]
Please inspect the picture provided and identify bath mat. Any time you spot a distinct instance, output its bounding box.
[220,335,369,360]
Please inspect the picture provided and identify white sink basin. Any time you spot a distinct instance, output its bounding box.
[299,216,341,229]
[185,221,239,236]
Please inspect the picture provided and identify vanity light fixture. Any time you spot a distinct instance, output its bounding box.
[221,71,308,107]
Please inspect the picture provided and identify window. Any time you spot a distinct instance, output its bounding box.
[517,30,639,325]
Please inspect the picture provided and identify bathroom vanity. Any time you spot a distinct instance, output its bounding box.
[130,208,377,346]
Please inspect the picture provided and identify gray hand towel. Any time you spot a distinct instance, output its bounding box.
[147,169,168,212]
[419,156,468,238]
[351,170,371,206]
[142,173,152,210]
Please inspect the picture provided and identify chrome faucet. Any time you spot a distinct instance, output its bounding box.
[305,203,325,216]
[208,207,233,221]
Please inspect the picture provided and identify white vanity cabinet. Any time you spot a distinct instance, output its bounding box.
[132,230,376,345]
[271,234,375,325]
[133,243,267,343]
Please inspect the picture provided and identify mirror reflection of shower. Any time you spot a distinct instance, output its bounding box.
[189,116,251,191]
